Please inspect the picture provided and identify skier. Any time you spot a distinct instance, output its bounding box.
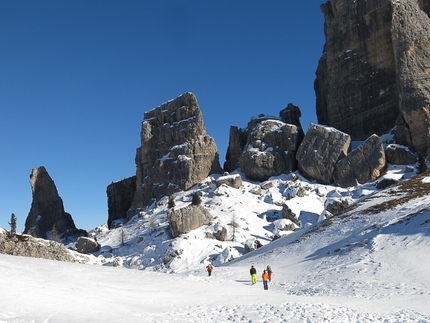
[262,270,269,290]
[250,265,257,285]
[266,265,272,282]
[206,264,213,276]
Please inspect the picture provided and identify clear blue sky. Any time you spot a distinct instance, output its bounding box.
[0,1,326,233]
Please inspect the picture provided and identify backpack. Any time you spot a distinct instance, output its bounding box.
[267,266,272,272]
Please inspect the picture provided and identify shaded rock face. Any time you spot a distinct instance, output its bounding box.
[24,167,78,239]
[133,92,222,210]
[391,0,430,153]
[385,144,417,165]
[296,123,351,184]
[168,204,213,238]
[333,134,386,187]
[316,0,430,155]
[224,126,248,172]
[106,176,136,229]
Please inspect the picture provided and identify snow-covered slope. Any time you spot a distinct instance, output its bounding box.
[1,165,430,322]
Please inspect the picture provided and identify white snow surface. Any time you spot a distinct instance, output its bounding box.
[1,166,430,322]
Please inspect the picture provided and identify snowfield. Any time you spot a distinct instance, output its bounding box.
[1,166,430,322]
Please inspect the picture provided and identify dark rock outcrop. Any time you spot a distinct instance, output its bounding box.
[76,236,101,254]
[106,176,136,229]
[132,92,223,211]
[168,204,213,238]
[224,126,247,172]
[296,123,351,184]
[24,167,82,240]
[385,144,417,165]
[333,134,386,187]
[316,0,430,155]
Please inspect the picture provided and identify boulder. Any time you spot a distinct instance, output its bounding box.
[76,237,100,254]
[168,204,213,238]
[239,118,302,182]
[215,173,242,189]
[244,238,262,253]
[333,134,386,187]
[385,144,417,165]
[281,203,300,226]
[296,123,351,184]
[24,166,82,240]
[132,92,223,211]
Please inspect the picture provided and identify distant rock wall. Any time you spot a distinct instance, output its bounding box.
[315,0,430,155]
[106,176,136,229]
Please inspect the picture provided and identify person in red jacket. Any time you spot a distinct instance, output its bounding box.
[206,264,213,276]
[262,270,269,290]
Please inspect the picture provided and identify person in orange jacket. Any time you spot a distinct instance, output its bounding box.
[262,269,269,290]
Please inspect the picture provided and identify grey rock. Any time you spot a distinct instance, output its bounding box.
[239,118,301,182]
[215,174,242,189]
[76,237,101,254]
[376,177,399,189]
[385,144,417,165]
[132,92,222,211]
[333,134,386,187]
[244,238,262,253]
[281,204,300,226]
[325,198,349,216]
[168,204,213,238]
[296,123,351,184]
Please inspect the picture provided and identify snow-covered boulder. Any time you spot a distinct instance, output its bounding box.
[244,237,262,253]
[215,173,242,189]
[76,237,100,254]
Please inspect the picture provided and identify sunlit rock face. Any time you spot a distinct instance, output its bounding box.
[132,92,222,210]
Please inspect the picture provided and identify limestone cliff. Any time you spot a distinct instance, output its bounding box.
[132,92,222,210]
[315,0,430,155]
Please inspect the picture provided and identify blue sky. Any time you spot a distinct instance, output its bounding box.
[0,1,326,232]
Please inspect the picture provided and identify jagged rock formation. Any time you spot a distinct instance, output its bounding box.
[296,123,351,184]
[132,92,223,211]
[239,118,302,182]
[167,204,213,238]
[224,104,304,173]
[0,231,75,262]
[333,134,386,187]
[315,0,430,155]
[106,176,136,229]
[24,166,83,240]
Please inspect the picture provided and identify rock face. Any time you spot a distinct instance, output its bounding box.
[24,167,81,240]
[333,134,386,187]
[168,204,213,238]
[224,104,304,173]
[239,118,302,182]
[106,176,136,229]
[385,144,417,165]
[315,0,430,155]
[391,0,430,153]
[296,124,351,184]
[132,92,222,211]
